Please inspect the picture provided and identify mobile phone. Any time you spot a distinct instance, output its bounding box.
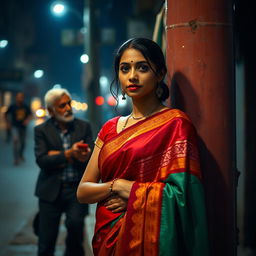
[77,143,89,150]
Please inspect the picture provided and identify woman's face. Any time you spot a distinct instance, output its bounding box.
[118,48,161,100]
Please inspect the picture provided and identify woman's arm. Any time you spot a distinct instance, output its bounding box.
[77,145,113,204]
[77,145,135,206]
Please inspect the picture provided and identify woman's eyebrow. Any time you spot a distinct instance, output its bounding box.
[119,60,148,65]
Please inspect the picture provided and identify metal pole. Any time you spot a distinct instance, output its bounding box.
[83,0,101,137]
[166,0,236,255]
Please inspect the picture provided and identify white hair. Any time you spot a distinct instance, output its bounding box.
[44,88,71,109]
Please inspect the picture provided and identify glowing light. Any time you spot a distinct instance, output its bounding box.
[71,100,77,107]
[34,70,44,79]
[53,84,62,89]
[51,1,66,16]
[0,40,8,48]
[71,100,88,111]
[80,54,89,64]
[99,76,108,89]
[81,103,88,111]
[76,102,82,110]
[36,108,46,118]
[31,98,42,112]
[95,96,104,106]
[107,95,116,106]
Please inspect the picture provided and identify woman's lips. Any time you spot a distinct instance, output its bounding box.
[127,85,142,91]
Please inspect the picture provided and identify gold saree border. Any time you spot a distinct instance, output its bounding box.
[158,157,201,180]
[100,109,189,169]
[129,182,163,255]
[95,137,104,149]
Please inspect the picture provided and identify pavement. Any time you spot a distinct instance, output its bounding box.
[0,118,96,256]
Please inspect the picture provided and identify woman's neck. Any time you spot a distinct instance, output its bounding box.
[131,96,163,118]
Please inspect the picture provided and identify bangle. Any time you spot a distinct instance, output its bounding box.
[109,178,118,194]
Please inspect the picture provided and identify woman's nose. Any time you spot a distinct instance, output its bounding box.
[129,68,138,81]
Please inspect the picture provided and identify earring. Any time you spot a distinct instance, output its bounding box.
[122,91,126,100]
[156,84,163,99]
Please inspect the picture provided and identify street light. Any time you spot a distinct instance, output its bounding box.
[34,70,44,79]
[0,40,8,49]
[50,1,67,16]
[80,54,89,64]
[50,0,101,133]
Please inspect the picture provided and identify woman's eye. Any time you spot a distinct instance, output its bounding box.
[138,64,149,72]
[120,65,129,73]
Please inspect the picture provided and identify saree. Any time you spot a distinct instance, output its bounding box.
[93,108,209,256]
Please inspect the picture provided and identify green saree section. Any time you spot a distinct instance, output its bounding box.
[160,173,209,256]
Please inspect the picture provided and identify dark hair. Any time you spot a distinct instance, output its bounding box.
[110,38,169,102]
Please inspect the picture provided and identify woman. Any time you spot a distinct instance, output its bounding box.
[77,38,209,255]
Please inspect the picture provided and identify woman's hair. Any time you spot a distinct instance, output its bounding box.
[110,38,169,102]
[44,88,71,109]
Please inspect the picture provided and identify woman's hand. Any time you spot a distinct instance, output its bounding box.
[112,179,135,199]
[104,194,128,213]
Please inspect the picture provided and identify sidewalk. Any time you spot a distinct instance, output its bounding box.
[0,119,95,256]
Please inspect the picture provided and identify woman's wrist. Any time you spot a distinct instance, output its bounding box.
[109,179,135,199]
[109,178,118,195]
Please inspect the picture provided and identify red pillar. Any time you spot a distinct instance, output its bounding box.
[166,1,236,255]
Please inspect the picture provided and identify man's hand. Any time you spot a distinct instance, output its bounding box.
[72,141,91,162]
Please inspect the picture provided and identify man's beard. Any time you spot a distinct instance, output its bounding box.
[54,111,74,123]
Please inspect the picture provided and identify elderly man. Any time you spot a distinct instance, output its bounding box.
[34,88,93,256]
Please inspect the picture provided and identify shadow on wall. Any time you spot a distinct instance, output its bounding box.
[170,72,201,127]
[169,71,235,254]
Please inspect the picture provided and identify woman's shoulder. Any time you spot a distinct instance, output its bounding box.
[98,116,120,141]
[164,108,191,121]
[101,116,120,129]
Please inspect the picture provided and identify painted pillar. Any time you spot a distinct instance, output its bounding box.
[166,0,236,255]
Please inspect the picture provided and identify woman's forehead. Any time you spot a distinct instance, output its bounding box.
[120,48,146,64]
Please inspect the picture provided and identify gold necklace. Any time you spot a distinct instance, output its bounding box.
[131,104,161,120]
[122,104,162,131]
[122,114,132,131]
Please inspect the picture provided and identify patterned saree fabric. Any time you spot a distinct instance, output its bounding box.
[93,109,209,256]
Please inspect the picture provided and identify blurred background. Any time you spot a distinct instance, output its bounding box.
[0,0,164,132]
[0,0,255,255]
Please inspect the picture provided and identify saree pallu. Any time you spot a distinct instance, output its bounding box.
[93,109,209,256]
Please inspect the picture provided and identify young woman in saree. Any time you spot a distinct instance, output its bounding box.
[77,38,209,256]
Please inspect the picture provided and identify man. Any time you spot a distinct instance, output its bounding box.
[5,91,32,165]
[34,88,93,256]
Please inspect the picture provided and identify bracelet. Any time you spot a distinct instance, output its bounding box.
[109,178,118,194]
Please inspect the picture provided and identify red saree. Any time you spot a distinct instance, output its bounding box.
[93,108,209,256]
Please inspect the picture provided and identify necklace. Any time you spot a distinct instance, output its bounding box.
[131,104,161,120]
[122,114,132,131]
[122,104,162,131]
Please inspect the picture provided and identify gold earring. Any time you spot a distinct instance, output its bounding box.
[156,85,163,99]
